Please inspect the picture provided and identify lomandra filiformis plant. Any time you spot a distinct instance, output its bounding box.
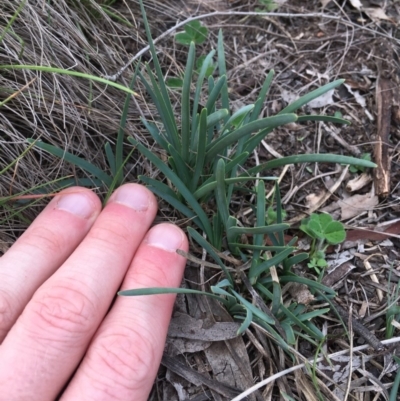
[119,0,376,349]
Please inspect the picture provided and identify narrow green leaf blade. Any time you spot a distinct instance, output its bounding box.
[181,42,196,162]
[27,139,113,187]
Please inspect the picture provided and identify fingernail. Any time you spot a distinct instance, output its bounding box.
[146,224,184,252]
[110,184,150,211]
[56,192,94,218]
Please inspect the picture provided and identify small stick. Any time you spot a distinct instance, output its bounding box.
[374,77,392,197]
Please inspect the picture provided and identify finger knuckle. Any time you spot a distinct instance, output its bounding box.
[28,284,95,337]
[89,221,131,252]
[24,225,64,255]
[92,326,156,388]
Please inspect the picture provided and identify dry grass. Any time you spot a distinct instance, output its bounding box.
[1,0,400,400]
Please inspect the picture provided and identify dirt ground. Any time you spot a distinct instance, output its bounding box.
[1,0,400,399]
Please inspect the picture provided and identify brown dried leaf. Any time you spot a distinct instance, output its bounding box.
[339,193,379,220]
[168,313,239,341]
[364,7,393,22]
[288,283,314,305]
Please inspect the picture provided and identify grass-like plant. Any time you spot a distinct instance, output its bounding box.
[4,0,376,349]
[117,0,376,349]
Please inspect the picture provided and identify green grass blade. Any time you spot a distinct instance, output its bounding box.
[104,147,136,204]
[104,142,116,177]
[191,108,208,191]
[237,307,253,335]
[251,180,266,279]
[191,50,216,145]
[145,64,180,150]
[255,181,266,247]
[249,70,274,122]
[138,0,179,147]
[271,281,282,316]
[212,213,224,250]
[181,42,196,162]
[116,64,140,184]
[0,65,137,96]
[206,114,297,162]
[297,115,350,124]
[226,216,239,254]
[0,0,27,44]
[278,274,336,295]
[389,356,400,401]
[141,180,206,232]
[253,316,289,351]
[280,304,324,341]
[231,290,275,325]
[244,154,377,176]
[215,158,229,227]
[168,144,191,187]
[228,224,289,236]
[129,138,213,241]
[187,226,233,284]
[206,109,230,129]
[190,109,229,161]
[139,176,178,200]
[118,287,225,303]
[283,253,309,271]
[297,308,330,321]
[205,75,227,119]
[249,247,295,280]
[231,244,291,252]
[140,118,169,151]
[27,139,113,187]
[280,79,344,114]
[220,104,255,134]
[217,30,229,123]
[194,175,269,200]
[274,183,284,246]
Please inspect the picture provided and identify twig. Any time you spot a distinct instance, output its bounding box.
[104,11,399,81]
[343,304,353,401]
[374,77,392,197]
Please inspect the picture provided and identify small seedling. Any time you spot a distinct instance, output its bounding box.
[349,153,372,173]
[167,22,213,88]
[256,0,279,12]
[300,213,346,274]
[175,20,208,45]
[266,205,287,225]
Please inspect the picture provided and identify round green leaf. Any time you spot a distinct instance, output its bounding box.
[324,221,346,244]
[175,32,193,46]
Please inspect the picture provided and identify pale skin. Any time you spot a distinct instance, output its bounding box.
[0,183,188,400]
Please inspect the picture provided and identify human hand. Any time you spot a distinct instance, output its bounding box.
[0,184,188,400]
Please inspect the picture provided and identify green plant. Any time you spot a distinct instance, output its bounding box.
[7,0,376,350]
[349,152,372,173]
[300,213,346,274]
[117,0,376,349]
[385,266,400,340]
[256,0,279,12]
[166,21,214,88]
[0,63,140,201]
[175,20,208,45]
